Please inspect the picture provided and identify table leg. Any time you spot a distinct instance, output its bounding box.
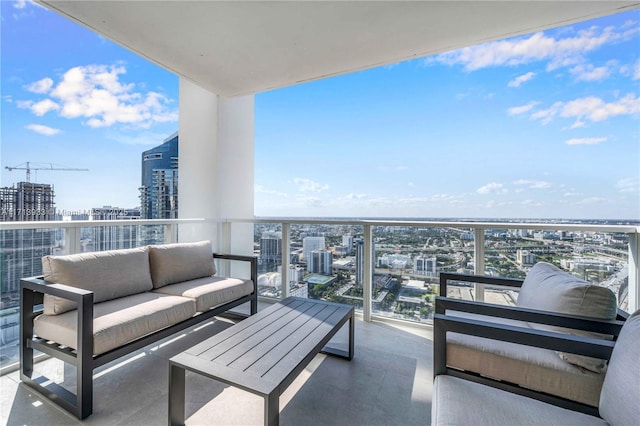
[169,363,186,426]
[264,391,279,426]
[348,312,354,360]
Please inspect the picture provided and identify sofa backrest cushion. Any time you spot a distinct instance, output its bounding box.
[517,262,617,373]
[598,309,639,425]
[148,240,215,288]
[42,247,153,315]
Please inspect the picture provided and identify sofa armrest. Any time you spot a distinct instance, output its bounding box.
[213,253,258,296]
[20,276,94,366]
[439,272,524,296]
[21,276,93,302]
[435,296,625,336]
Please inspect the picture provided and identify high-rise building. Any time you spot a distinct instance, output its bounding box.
[86,206,141,252]
[309,249,333,275]
[139,132,179,219]
[414,255,437,276]
[259,231,282,273]
[516,249,536,266]
[0,182,56,309]
[303,236,325,268]
[342,235,354,254]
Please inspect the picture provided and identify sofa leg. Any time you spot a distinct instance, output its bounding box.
[251,296,258,315]
[77,364,93,419]
[20,287,35,379]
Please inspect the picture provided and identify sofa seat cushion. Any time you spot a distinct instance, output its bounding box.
[34,292,197,356]
[152,276,254,312]
[447,332,605,407]
[148,241,215,288]
[432,375,607,426]
[42,247,153,315]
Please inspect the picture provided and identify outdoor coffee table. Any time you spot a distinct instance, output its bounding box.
[168,296,354,426]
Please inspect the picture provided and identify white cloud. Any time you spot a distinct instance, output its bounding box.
[477,182,506,194]
[507,101,539,116]
[634,59,640,80]
[508,72,536,87]
[433,25,626,72]
[531,93,639,126]
[575,197,607,205]
[521,199,543,207]
[569,64,611,82]
[566,137,607,145]
[293,178,329,193]
[26,77,54,94]
[296,195,323,207]
[13,0,27,9]
[19,64,177,128]
[30,99,60,116]
[617,177,639,193]
[345,193,367,200]
[514,179,552,189]
[255,184,288,197]
[25,124,60,136]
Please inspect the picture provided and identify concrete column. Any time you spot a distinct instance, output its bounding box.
[217,95,255,258]
[178,78,219,244]
[178,79,254,261]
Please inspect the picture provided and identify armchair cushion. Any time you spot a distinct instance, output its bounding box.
[432,375,607,426]
[448,332,604,407]
[598,309,640,425]
[517,262,617,372]
[148,240,215,288]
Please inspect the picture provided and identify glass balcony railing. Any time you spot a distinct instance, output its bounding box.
[0,218,193,372]
[251,220,637,325]
[1,217,638,371]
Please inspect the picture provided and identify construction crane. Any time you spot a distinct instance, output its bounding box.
[5,162,89,183]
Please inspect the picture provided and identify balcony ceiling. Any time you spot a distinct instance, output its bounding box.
[40,1,639,97]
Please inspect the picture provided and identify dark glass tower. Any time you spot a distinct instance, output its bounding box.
[139,132,179,219]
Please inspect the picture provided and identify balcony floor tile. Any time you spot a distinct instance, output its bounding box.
[1,302,433,425]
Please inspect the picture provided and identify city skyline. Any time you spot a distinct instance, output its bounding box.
[2,2,639,220]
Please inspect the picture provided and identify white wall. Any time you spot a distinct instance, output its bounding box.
[178,78,255,259]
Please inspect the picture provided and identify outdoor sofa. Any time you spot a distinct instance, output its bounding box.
[20,240,257,419]
[438,262,627,413]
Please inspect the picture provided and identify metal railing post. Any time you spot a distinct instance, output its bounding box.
[363,224,373,322]
[219,221,232,278]
[628,231,639,312]
[474,226,485,302]
[64,225,81,254]
[164,223,176,244]
[282,223,290,299]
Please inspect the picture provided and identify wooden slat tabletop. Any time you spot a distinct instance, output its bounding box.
[171,297,353,396]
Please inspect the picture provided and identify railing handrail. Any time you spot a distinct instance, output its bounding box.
[231,217,640,234]
[2,217,638,234]
[0,218,206,230]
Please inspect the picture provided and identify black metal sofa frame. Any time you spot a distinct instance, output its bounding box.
[435,275,627,417]
[20,253,258,420]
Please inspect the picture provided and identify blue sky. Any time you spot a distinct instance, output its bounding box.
[2,1,639,220]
